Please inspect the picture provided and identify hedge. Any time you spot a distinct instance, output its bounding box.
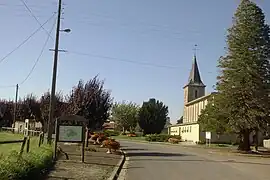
[145,134,182,142]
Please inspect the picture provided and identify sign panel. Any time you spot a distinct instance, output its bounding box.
[59,125,83,142]
[205,132,211,140]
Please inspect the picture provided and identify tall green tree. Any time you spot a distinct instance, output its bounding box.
[213,0,270,151]
[111,101,140,133]
[138,98,168,135]
[198,96,231,135]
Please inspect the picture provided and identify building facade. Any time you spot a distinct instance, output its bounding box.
[168,55,237,143]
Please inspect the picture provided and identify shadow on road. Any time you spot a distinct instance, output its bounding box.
[127,152,187,157]
[121,148,148,151]
[129,158,270,165]
[46,176,75,179]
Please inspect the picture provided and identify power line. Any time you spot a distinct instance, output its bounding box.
[19,0,54,40]
[67,51,182,69]
[20,17,57,86]
[0,12,56,64]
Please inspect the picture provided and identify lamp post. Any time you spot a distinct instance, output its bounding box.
[47,0,71,144]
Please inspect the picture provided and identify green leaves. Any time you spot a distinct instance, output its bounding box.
[199,0,270,150]
[111,101,140,132]
[138,98,168,135]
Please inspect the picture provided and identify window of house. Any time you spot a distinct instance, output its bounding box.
[195,90,198,98]
[190,126,192,132]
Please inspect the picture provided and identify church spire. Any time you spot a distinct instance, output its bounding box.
[187,45,205,87]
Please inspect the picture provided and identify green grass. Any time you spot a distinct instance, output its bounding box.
[0,132,53,179]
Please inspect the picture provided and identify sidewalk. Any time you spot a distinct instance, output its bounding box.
[44,143,122,180]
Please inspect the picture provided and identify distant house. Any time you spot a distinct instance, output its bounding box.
[102,121,115,130]
[13,120,42,133]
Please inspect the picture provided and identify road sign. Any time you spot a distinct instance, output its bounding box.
[206,132,211,140]
[58,126,83,142]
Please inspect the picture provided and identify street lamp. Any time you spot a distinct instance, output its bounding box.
[47,27,71,144]
[59,29,71,33]
[47,0,71,145]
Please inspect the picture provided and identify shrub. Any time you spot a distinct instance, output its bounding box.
[0,145,53,179]
[145,134,181,142]
[127,133,137,137]
[168,138,180,144]
[103,130,120,137]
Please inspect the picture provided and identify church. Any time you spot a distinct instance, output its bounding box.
[168,55,236,144]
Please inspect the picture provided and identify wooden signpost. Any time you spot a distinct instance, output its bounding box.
[54,115,88,162]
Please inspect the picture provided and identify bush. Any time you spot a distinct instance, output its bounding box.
[103,130,120,137]
[0,145,53,179]
[145,134,181,142]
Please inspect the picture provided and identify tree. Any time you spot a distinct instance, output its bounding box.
[198,96,231,135]
[138,98,168,135]
[17,94,41,122]
[111,101,140,133]
[66,75,113,130]
[213,0,270,151]
[176,116,183,124]
[39,91,65,131]
[0,100,13,127]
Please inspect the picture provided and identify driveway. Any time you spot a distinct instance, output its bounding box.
[118,141,270,180]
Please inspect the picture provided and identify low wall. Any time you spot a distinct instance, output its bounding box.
[263,139,270,149]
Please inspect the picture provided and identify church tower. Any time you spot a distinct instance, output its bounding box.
[183,55,205,105]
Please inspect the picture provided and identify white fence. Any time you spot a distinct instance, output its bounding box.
[1,127,42,137]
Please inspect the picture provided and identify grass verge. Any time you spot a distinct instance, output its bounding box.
[0,132,54,179]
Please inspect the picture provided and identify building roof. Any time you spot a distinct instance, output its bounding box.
[185,55,205,87]
[185,92,217,106]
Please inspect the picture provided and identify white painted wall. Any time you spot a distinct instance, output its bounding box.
[169,124,200,142]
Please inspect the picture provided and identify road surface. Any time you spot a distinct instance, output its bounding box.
[118,141,270,180]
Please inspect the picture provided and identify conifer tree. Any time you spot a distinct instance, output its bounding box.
[199,0,270,151]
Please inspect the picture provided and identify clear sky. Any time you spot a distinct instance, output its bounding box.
[0,0,269,123]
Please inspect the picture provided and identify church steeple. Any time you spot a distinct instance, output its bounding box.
[183,47,206,103]
[187,55,205,87]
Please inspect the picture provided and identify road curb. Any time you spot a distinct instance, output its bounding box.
[107,149,126,180]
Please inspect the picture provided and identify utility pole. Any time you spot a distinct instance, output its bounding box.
[47,0,62,144]
[13,84,19,128]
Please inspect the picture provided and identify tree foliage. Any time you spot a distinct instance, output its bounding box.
[111,101,140,133]
[198,96,231,134]
[176,116,183,124]
[200,0,270,151]
[138,98,168,135]
[39,91,65,130]
[65,75,113,129]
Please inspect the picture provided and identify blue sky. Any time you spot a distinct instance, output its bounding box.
[0,0,269,123]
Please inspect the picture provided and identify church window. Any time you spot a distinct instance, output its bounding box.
[190,126,192,132]
[195,90,198,99]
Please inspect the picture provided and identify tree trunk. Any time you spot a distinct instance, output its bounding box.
[237,129,251,151]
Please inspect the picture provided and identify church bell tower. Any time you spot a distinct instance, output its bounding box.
[183,54,205,104]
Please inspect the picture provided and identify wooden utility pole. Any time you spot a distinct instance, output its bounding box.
[47,0,62,144]
[13,84,19,128]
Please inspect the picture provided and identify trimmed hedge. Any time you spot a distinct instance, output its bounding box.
[0,145,53,179]
[145,134,182,142]
[103,130,121,137]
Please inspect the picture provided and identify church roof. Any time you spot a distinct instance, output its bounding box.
[187,55,205,87]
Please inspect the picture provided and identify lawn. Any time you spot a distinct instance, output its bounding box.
[0,132,54,179]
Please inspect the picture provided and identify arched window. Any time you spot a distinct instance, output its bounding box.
[195,90,198,99]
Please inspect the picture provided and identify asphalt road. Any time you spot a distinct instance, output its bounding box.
[118,141,270,180]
